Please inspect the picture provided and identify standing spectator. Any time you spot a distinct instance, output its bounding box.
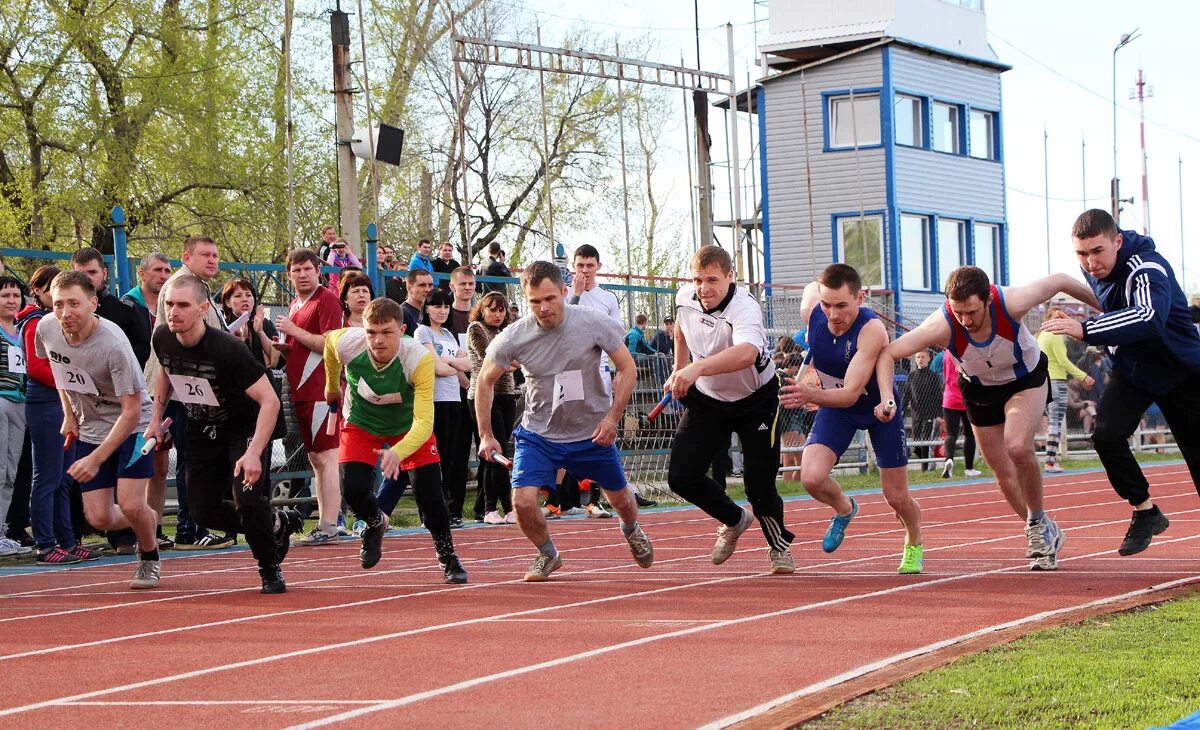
[445,267,477,514]
[650,316,675,358]
[626,313,669,386]
[219,279,281,369]
[415,288,471,527]
[316,225,337,266]
[1075,346,1109,402]
[382,248,407,304]
[902,349,943,472]
[276,249,344,546]
[402,269,434,336]
[941,349,980,479]
[409,239,435,276]
[338,271,374,328]
[1067,379,1098,434]
[0,277,29,558]
[1189,294,1200,325]
[479,242,511,296]
[466,292,517,523]
[432,242,461,277]
[1037,306,1094,473]
[324,237,362,292]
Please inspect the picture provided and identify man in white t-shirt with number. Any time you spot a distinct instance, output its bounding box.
[35,271,161,589]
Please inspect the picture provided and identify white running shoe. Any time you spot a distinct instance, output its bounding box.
[586,503,612,519]
[964,469,982,477]
[483,511,505,525]
[711,509,754,565]
[941,458,954,479]
[0,537,33,557]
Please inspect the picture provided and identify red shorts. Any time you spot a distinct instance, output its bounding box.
[338,421,440,470]
[293,400,341,453]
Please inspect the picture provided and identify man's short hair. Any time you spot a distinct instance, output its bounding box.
[450,266,475,282]
[183,235,216,255]
[165,274,210,304]
[1071,209,1119,240]
[521,260,563,291]
[635,313,648,326]
[406,268,433,285]
[70,247,104,269]
[419,238,431,247]
[488,241,502,256]
[819,263,862,295]
[140,252,170,270]
[944,265,991,303]
[51,270,95,297]
[286,248,322,271]
[573,244,601,262]
[690,245,732,274]
[363,297,403,325]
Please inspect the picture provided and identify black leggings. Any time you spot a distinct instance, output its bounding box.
[943,408,976,470]
[433,400,467,519]
[470,395,516,516]
[185,432,275,569]
[342,460,455,553]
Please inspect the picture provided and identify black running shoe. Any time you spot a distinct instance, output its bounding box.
[1118,508,1169,556]
[635,493,658,508]
[439,554,468,584]
[449,516,465,529]
[259,565,286,594]
[360,514,388,569]
[274,508,304,564]
[7,529,36,548]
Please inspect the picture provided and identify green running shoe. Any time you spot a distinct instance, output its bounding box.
[898,543,924,575]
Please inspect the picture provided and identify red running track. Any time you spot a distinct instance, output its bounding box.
[0,464,1196,728]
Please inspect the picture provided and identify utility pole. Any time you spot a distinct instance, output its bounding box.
[331,9,362,252]
[695,89,713,247]
[1181,155,1187,292]
[1134,67,1153,234]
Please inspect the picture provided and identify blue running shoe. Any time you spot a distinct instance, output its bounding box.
[822,497,858,553]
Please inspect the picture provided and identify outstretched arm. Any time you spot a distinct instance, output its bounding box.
[875,310,951,413]
[1002,273,1101,318]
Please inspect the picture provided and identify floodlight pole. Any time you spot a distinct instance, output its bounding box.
[331,10,362,251]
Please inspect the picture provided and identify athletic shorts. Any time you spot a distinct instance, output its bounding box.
[338,421,440,470]
[511,424,627,491]
[960,353,1050,428]
[805,407,909,469]
[294,400,341,453]
[75,434,155,492]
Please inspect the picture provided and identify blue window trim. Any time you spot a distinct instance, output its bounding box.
[882,47,899,310]
[822,87,884,152]
[970,218,1006,285]
[892,87,930,149]
[757,86,772,288]
[965,105,1002,162]
[830,209,888,289]
[929,98,967,155]
[897,211,932,292]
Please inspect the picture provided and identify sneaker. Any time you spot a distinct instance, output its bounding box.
[156,535,175,551]
[941,458,954,479]
[768,548,796,574]
[504,511,518,525]
[586,503,611,519]
[259,565,287,594]
[6,529,35,548]
[197,533,236,549]
[360,514,388,569]
[1117,508,1169,556]
[711,508,753,565]
[67,545,100,562]
[625,524,654,568]
[351,519,368,537]
[1024,515,1065,559]
[274,509,304,563]
[0,537,33,557]
[562,506,588,516]
[1044,459,1064,474]
[113,542,138,556]
[635,493,658,508]
[449,517,465,529]
[130,558,161,589]
[292,527,338,547]
[1029,553,1058,571]
[822,497,859,553]
[483,511,506,525]
[964,469,982,477]
[541,504,561,519]
[898,544,924,575]
[523,552,563,582]
[36,547,83,565]
[336,514,351,536]
[439,554,469,584]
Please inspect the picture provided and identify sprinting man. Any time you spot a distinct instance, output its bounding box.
[324,297,468,583]
[875,266,1100,570]
[779,264,923,574]
[147,276,303,594]
[1040,209,1200,555]
[35,271,160,588]
[475,261,653,581]
[665,245,795,574]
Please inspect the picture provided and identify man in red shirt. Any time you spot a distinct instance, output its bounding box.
[276,249,344,545]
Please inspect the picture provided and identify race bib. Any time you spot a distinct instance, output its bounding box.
[7,345,25,375]
[357,376,405,405]
[457,333,469,351]
[552,369,584,411]
[167,373,221,406]
[48,359,98,395]
[815,368,846,391]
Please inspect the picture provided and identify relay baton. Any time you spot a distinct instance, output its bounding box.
[139,417,175,456]
[491,451,513,470]
[647,392,673,422]
[63,431,76,452]
[881,399,897,419]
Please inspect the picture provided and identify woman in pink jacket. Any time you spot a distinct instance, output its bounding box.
[941,354,981,479]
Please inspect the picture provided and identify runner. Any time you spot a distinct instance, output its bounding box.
[324,297,468,583]
[780,264,923,573]
[146,276,303,594]
[875,266,1101,570]
[666,245,795,573]
[35,271,159,588]
[475,261,653,581]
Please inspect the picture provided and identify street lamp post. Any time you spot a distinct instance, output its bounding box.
[1112,28,1140,223]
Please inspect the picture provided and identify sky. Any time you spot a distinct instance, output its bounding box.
[518,0,1200,294]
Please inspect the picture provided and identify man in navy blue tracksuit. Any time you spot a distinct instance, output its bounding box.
[1042,209,1200,556]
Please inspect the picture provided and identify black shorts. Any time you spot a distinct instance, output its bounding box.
[959,353,1050,427]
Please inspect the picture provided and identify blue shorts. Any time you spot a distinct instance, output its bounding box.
[806,408,908,469]
[76,434,155,492]
[511,425,628,491]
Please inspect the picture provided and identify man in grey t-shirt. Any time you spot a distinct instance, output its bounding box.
[475,261,654,581]
[36,271,160,590]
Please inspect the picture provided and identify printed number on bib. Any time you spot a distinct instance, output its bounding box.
[167,373,220,406]
[6,345,26,374]
[48,359,98,395]
[552,369,585,411]
[815,369,846,390]
[357,376,405,405]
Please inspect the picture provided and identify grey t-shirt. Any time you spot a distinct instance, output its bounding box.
[486,304,624,443]
[35,314,153,444]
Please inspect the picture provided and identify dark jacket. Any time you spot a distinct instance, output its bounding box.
[98,289,151,367]
[1081,230,1200,396]
[431,256,461,276]
[479,256,511,295]
[903,366,943,423]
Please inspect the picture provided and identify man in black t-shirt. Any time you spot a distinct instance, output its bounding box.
[146,275,303,594]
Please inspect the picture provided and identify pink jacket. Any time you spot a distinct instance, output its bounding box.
[942,354,965,411]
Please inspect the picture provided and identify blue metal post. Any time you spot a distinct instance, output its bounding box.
[112,206,130,296]
[365,223,380,295]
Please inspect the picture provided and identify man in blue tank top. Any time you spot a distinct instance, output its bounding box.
[780,264,924,574]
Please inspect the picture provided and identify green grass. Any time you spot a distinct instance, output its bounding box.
[807,594,1200,729]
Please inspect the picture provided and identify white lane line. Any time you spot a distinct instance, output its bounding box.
[63,700,384,707]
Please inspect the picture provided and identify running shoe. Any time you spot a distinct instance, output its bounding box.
[0,537,33,557]
[483,511,506,525]
[360,514,389,569]
[504,511,518,525]
[586,503,611,519]
[36,547,83,565]
[542,504,561,519]
[6,529,35,548]
[449,517,465,529]
[259,565,287,594]
[1044,459,1064,474]
[523,552,563,582]
[635,493,658,508]
[130,558,161,589]
[292,526,338,547]
[941,458,954,479]
[624,524,654,568]
[439,554,469,584]
[351,519,368,537]
[1029,554,1058,571]
[768,548,796,574]
[1118,507,1169,556]
[822,497,859,553]
[113,541,138,556]
[711,508,753,565]
[67,545,100,562]
[898,544,924,574]
[336,513,351,536]
[561,506,588,516]
[1024,515,1065,559]
[156,534,175,551]
[964,469,982,477]
[274,508,304,563]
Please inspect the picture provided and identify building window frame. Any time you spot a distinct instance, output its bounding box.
[831,211,887,290]
[822,88,884,151]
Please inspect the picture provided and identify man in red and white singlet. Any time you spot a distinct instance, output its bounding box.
[875,266,1100,570]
